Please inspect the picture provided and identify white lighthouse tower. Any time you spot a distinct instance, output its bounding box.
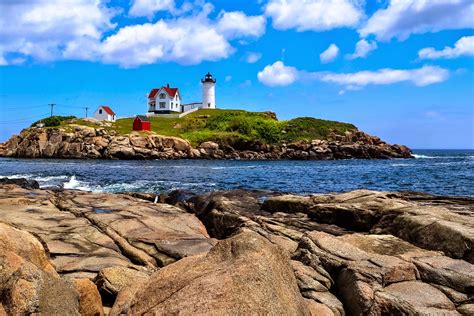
[201,72,216,109]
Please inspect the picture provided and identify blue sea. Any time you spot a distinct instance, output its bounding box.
[0,150,473,196]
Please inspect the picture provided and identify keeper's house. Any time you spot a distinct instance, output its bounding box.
[147,84,181,114]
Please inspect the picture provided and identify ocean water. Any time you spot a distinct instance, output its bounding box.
[0,149,473,196]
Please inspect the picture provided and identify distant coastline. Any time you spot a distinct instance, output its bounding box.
[0,109,412,160]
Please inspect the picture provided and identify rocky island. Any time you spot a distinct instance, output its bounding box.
[0,110,412,160]
[0,179,472,315]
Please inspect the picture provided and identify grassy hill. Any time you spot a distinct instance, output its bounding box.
[36,109,357,145]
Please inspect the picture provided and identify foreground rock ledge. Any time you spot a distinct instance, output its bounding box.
[0,183,472,315]
[0,125,412,160]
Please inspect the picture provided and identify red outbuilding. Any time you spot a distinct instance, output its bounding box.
[133,115,151,131]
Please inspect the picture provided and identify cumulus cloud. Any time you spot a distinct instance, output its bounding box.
[0,0,117,64]
[0,1,266,67]
[216,11,266,39]
[129,0,176,18]
[244,52,262,63]
[347,39,377,59]
[258,61,450,89]
[320,44,339,63]
[359,0,474,41]
[100,5,266,67]
[418,36,474,60]
[257,61,298,86]
[318,66,450,87]
[265,0,364,32]
[100,13,233,67]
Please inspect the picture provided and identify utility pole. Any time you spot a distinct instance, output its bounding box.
[85,106,89,118]
[49,103,55,117]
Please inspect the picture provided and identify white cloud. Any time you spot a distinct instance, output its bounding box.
[320,43,339,63]
[216,11,266,39]
[418,36,474,60]
[129,0,176,18]
[318,66,450,87]
[258,61,450,89]
[244,52,262,63]
[225,75,232,82]
[99,4,266,67]
[100,16,233,67]
[257,61,298,86]
[0,0,117,65]
[360,0,474,41]
[265,0,364,32]
[347,39,377,59]
[0,1,266,67]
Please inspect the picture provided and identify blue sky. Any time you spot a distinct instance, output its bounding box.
[0,0,473,148]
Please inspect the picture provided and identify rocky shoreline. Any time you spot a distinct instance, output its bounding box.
[0,179,472,315]
[0,124,412,160]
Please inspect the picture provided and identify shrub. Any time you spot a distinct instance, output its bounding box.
[31,116,76,128]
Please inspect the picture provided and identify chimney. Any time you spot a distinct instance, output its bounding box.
[167,83,170,88]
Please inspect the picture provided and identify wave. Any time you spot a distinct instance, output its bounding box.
[1,174,70,187]
[0,174,34,179]
[63,176,94,191]
[413,154,474,159]
[60,176,216,193]
[413,154,436,159]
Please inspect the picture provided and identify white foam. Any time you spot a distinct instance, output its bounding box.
[413,154,435,159]
[63,176,93,191]
[0,174,34,179]
[413,154,474,159]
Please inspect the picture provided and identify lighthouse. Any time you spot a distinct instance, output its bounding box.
[201,72,216,109]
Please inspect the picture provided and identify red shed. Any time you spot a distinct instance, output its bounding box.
[133,115,151,131]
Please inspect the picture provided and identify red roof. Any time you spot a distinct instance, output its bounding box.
[149,88,159,98]
[100,105,115,115]
[149,86,179,99]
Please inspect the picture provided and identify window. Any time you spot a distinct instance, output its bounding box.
[99,109,102,114]
[208,103,211,107]
[171,102,174,108]
[159,93,166,99]
[159,102,166,109]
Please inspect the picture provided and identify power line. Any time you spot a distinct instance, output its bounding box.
[0,113,50,124]
[0,104,50,111]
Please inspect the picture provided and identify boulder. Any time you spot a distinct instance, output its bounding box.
[199,141,219,150]
[263,190,474,263]
[129,134,148,148]
[373,281,458,315]
[458,304,474,315]
[112,232,309,315]
[0,222,55,275]
[94,266,148,306]
[412,256,474,293]
[295,231,471,315]
[106,136,135,158]
[0,223,81,315]
[0,178,40,189]
[73,278,105,316]
[0,185,214,281]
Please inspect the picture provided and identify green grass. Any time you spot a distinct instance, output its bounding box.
[46,109,357,146]
[282,117,357,141]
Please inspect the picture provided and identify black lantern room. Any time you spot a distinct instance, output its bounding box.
[201,72,216,83]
